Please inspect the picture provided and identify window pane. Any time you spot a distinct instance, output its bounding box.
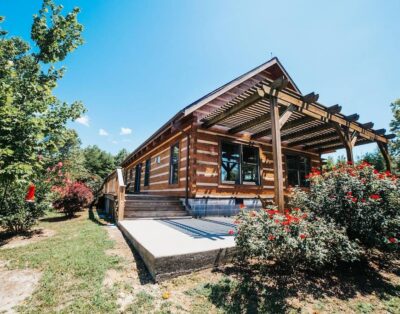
[242,146,259,183]
[170,143,179,184]
[243,146,258,164]
[286,155,311,187]
[242,164,258,183]
[221,142,240,183]
[287,169,299,187]
[144,159,151,186]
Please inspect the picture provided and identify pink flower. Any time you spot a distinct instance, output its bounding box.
[228,230,235,235]
[388,237,397,243]
[268,235,275,241]
[58,161,63,168]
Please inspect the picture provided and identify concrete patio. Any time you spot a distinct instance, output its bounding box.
[118,217,237,281]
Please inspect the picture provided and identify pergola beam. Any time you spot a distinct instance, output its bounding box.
[362,122,374,129]
[202,88,265,128]
[228,113,269,134]
[327,104,342,114]
[288,130,337,147]
[281,123,333,142]
[252,116,314,139]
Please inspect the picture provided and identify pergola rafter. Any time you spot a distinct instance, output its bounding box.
[199,73,392,211]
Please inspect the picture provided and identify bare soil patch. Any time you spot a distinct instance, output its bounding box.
[0,268,41,313]
[0,228,56,249]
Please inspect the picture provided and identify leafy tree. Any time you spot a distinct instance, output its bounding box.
[390,99,400,170]
[114,148,129,166]
[83,145,115,189]
[0,0,84,232]
[361,150,385,171]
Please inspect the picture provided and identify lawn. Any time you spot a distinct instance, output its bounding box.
[0,210,399,313]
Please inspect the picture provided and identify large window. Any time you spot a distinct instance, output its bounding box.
[242,146,259,184]
[169,143,179,184]
[144,159,151,186]
[221,141,259,184]
[286,154,311,187]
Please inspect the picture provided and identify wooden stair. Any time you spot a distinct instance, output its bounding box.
[123,194,189,219]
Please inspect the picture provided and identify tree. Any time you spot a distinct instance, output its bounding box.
[83,145,115,190]
[361,150,385,171]
[390,99,400,171]
[0,0,84,232]
[114,148,129,166]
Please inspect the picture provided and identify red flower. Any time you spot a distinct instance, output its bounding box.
[266,210,277,216]
[299,234,306,239]
[346,191,353,197]
[388,237,397,243]
[373,169,379,174]
[58,161,63,168]
[293,207,300,211]
[347,161,353,165]
[361,198,366,203]
[351,197,358,203]
[385,171,392,176]
[239,203,246,209]
[268,234,275,241]
[301,213,308,219]
[228,230,235,235]
[370,194,381,200]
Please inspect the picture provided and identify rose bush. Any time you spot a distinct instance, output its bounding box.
[235,207,361,269]
[290,162,400,251]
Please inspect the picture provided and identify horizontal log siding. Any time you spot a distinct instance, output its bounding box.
[124,128,190,196]
[193,127,321,198]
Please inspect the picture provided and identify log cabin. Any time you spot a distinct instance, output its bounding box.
[101,57,393,220]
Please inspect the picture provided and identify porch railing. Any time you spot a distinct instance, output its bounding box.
[101,167,126,221]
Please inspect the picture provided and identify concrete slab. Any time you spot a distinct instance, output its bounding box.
[118,218,237,281]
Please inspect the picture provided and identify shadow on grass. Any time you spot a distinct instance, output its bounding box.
[40,215,71,223]
[204,256,400,313]
[0,228,45,247]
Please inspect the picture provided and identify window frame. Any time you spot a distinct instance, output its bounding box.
[169,142,180,185]
[285,153,311,188]
[219,140,260,186]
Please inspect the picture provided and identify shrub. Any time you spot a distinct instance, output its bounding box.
[53,181,93,217]
[235,207,361,269]
[0,183,47,233]
[290,162,400,251]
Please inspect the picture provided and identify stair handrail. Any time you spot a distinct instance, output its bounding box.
[116,167,126,221]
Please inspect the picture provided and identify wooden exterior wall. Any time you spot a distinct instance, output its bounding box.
[191,126,321,199]
[123,121,321,199]
[124,126,190,197]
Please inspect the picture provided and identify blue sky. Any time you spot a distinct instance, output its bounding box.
[2,0,400,158]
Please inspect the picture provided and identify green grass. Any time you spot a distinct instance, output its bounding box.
[0,211,121,313]
[1,210,400,313]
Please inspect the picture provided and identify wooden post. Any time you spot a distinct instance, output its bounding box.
[270,91,285,212]
[377,142,392,172]
[333,124,357,164]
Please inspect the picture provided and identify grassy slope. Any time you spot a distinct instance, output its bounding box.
[1,210,400,313]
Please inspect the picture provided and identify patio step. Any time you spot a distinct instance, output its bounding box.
[124,210,189,218]
[123,194,189,219]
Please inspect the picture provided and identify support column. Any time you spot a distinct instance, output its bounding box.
[333,124,358,164]
[377,142,392,172]
[270,91,285,212]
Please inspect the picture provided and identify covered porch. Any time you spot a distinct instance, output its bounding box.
[197,75,393,211]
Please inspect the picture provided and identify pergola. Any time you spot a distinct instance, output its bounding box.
[200,76,394,211]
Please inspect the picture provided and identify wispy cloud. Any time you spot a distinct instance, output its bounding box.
[99,128,109,136]
[120,127,132,135]
[76,115,90,127]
